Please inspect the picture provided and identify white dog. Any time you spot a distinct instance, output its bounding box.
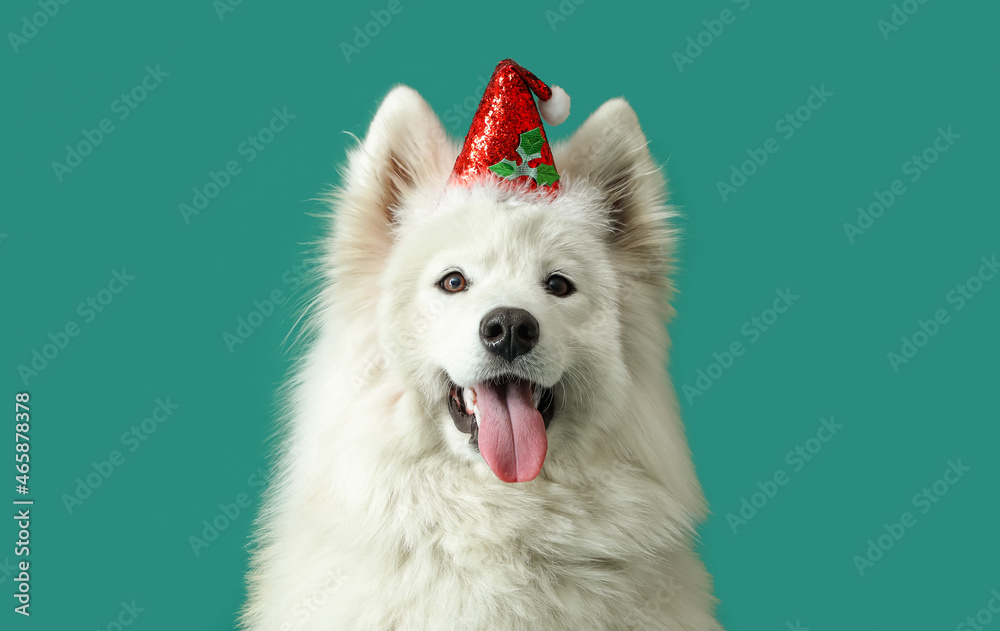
[241,74,721,630]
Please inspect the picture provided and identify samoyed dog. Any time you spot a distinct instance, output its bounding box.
[242,79,721,630]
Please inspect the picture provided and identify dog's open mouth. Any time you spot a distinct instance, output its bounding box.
[448,377,555,483]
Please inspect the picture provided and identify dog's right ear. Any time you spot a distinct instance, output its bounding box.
[340,86,452,225]
[327,87,452,299]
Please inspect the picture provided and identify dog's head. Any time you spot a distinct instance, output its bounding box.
[330,87,672,484]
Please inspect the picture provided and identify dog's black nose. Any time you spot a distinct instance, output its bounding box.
[480,307,539,362]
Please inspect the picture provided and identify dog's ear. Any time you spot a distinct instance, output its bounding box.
[341,86,452,225]
[554,99,670,271]
[327,87,452,302]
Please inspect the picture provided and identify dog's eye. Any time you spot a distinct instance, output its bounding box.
[545,274,574,297]
[439,271,467,293]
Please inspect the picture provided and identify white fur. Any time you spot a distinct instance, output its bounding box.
[241,85,722,631]
[539,85,570,126]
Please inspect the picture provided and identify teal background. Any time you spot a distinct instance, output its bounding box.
[3,0,998,628]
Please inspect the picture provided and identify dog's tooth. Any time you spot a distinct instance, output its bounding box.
[464,387,476,415]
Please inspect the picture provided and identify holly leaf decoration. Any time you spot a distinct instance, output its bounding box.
[488,159,517,178]
[487,129,559,186]
[535,163,560,187]
[519,127,545,157]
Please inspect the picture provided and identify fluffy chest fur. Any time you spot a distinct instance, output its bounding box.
[333,475,701,631]
[256,396,709,631]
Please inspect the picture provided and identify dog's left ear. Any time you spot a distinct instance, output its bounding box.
[554,99,669,268]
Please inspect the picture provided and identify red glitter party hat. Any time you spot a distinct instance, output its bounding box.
[450,59,570,191]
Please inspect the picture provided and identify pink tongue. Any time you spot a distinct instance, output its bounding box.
[475,380,547,483]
